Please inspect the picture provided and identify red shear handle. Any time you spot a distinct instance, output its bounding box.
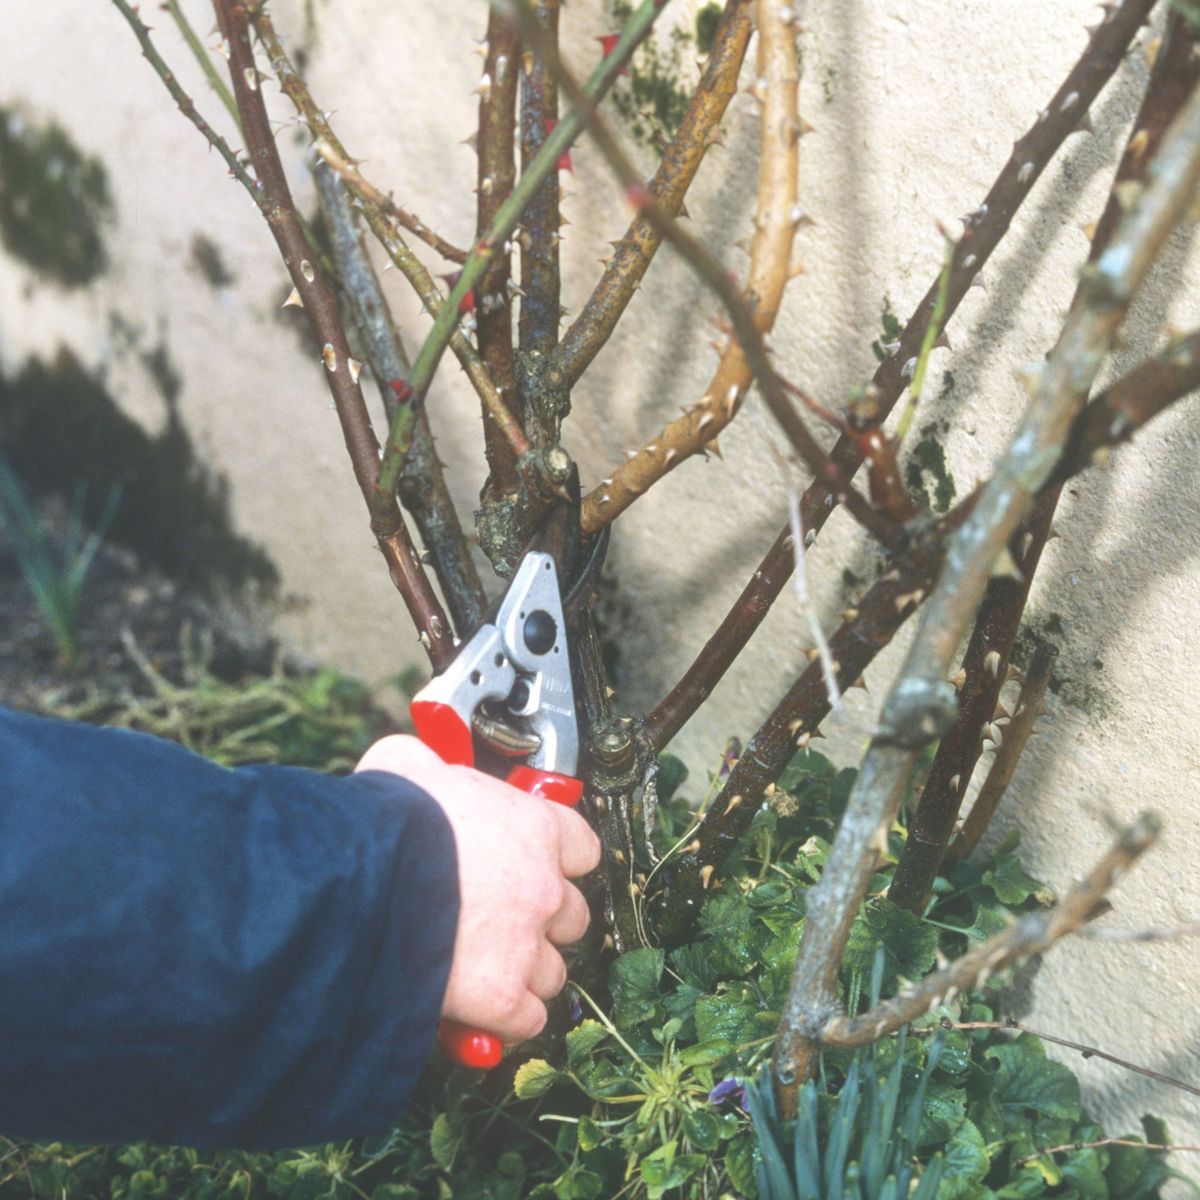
[411,699,475,767]
[413,700,584,1068]
[505,765,584,807]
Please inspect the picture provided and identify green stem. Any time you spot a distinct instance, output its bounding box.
[895,240,953,445]
[373,0,665,518]
[165,0,240,127]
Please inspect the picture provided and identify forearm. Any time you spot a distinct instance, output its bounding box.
[0,706,458,1149]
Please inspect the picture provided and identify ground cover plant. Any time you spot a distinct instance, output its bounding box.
[7,0,1200,1193]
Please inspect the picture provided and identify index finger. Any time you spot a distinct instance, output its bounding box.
[554,804,602,877]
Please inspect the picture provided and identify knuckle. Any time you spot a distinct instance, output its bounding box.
[515,1003,548,1042]
[494,979,527,1021]
[538,874,567,921]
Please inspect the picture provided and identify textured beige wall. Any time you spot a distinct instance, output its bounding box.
[3,0,1199,1162]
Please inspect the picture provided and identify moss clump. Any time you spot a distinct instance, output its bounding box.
[870,295,903,362]
[609,1,693,146]
[904,422,957,514]
[1013,612,1119,722]
[694,2,723,54]
[0,106,112,286]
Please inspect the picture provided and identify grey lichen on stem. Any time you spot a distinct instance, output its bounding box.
[517,0,563,359]
[475,5,523,500]
[315,165,486,635]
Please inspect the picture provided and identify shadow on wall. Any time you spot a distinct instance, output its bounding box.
[0,351,278,595]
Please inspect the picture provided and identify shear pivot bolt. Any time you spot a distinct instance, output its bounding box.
[523,609,557,654]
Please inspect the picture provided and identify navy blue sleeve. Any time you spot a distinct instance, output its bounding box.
[0,705,460,1150]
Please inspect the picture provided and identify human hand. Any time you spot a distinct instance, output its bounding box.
[355,735,601,1045]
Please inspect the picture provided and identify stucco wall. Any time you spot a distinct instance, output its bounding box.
[3,0,1198,1162]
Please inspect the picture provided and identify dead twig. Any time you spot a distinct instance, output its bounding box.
[822,815,1161,1045]
[914,1016,1200,1099]
[947,643,1056,861]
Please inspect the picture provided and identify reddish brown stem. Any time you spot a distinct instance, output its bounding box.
[650,509,967,944]
[645,522,795,751]
[213,0,453,667]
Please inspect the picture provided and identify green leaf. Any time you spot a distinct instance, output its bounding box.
[745,879,792,908]
[371,1185,420,1200]
[841,899,939,991]
[654,1016,684,1046]
[985,1036,1081,1125]
[576,1117,602,1153]
[514,1059,560,1099]
[918,1081,968,1149]
[656,753,688,803]
[778,746,835,792]
[609,947,665,1027]
[935,1031,973,1076]
[565,1019,610,1067]
[430,1112,459,1171]
[683,1109,721,1152]
[639,1140,706,1200]
[941,1119,990,1188]
[984,853,1053,906]
[697,892,759,975]
[1061,1144,1109,1200]
[551,1165,604,1199]
[669,942,723,991]
[497,1151,525,1180]
[994,1167,1052,1197]
[679,1037,732,1067]
[724,1134,758,1199]
[1111,1150,1171,1199]
[695,983,761,1044]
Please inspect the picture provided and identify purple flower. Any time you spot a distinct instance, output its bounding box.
[568,989,583,1024]
[719,737,743,781]
[707,1077,748,1110]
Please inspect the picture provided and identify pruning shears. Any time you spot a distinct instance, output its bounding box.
[410,498,606,1068]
